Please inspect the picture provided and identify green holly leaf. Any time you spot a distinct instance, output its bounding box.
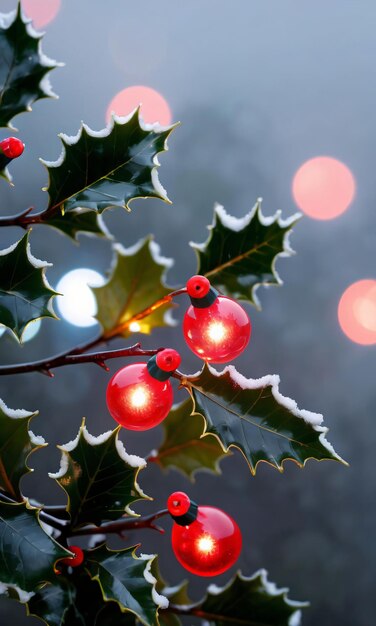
[180,570,308,626]
[153,399,228,480]
[49,419,149,530]
[42,110,175,215]
[0,500,71,592]
[44,207,112,241]
[0,232,57,341]
[0,5,59,128]
[0,398,45,501]
[85,546,167,626]
[26,572,137,626]
[93,236,174,338]
[191,201,300,308]
[182,364,347,474]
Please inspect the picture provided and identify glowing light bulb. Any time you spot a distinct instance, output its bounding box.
[56,269,105,328]
[207,321,226,343]
[106,349,181,431]
[168,491,242,577]
[197,534,216,555]
[129,386,149,408]
[183,275,251,363]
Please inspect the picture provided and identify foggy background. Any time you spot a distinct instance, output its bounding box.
[0,1,375,624]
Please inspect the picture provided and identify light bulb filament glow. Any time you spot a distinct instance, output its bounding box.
[129,387,149,408]
[196,534,216,555]
[207,322,227,343]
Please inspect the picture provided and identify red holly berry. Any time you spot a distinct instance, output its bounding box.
[60,545,84,568]
[0,137,25,159]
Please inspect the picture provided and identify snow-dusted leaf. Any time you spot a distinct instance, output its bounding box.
[182,364,347,474]
[151,559,189,626]
[93,236,174,338]
[0,232,57,341]
[49,419,148,530]
[42,110,175,215]
[153,399,228,480]
[85,546,168,626]
[178,570,308,626]
[0,398,45,500]
[44,207,112,241]
[191,201,300,308]
[27,572,136,626]
[0,5,59,128]
[0,500,70,591]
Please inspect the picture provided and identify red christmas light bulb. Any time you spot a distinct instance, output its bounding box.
[183,275,251,363]
[106,349,181,431]
[0,137,25,159]
[167,491,242,577]
[60,545,84,568]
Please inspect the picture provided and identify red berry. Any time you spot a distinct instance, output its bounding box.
[186,275,211,299]
[60,545,84,567]
[156,348,181,372]
[0,137,25,159]
[167,491,191,517]
[184,296,251,363]
[171,504,242,576]
[106,362,174,430]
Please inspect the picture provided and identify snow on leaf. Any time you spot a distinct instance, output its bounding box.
[191,200,301,308]
[49,419,149,529]
[0,232,57,341]
[181,364,347,474]
[85,546,166,626]
[187,569,308,626]
[41,110,176,215]
[0,5,60,128]
[0,398,45,500]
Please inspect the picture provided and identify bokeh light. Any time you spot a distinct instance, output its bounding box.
[338,280,376,345]
[56,269,105,328]
[21,0,61,29]
[292,156,355,219]
[106,86,172,126]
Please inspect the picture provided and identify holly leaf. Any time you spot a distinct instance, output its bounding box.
[49,419,148,530]
[191,201,300,308]
[0,398,45,501]
[93,236,175,338]
[0,500,71,592]
[0,5,59,128]
[0,232,57,341]
[182,364,347,474]
[153,399,228,480]
[85,546,167,626]
[183,570,308,626]
[42,110,175,215]
[26,572,137,626]
[44,207,112,241]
